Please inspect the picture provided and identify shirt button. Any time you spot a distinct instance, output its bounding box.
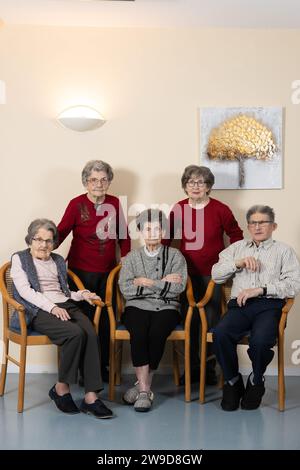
[156,268,159,271]
[156,308,159,311]
[157,257,160,260]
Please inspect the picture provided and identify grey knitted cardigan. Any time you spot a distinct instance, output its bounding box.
[118,245,187,311]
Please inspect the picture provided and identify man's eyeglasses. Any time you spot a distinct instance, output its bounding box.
[186,179,206,188]
[248,220,273,227]
[32,237,54,246]
[87,177,109,186]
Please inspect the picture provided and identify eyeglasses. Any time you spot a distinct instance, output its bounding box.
[87,177,109,186]
[186,179,206,188]
[32,237,54,246]
[248,220,273,227]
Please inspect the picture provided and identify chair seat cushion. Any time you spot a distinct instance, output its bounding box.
[9,326,45,336]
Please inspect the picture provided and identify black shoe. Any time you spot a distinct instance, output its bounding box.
[80,398,113,419]
[221,374,245,411]
[241,376,265,410]
[101,366,109,383]
[49,385,80,414]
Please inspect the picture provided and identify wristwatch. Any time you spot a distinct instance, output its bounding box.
[261,286,267,297]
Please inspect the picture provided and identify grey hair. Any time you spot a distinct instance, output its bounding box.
[81,160,114,186]
[181,165,215,195]
[136,209,168,232]
[25,219,59,248]
[246,205,275,223]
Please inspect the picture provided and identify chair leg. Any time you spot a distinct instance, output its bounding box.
[18,343,27,413]
[172,342,180,386]
[184,337,191,402]
[199,338,207,404]
[218,372,224,390]
[115,341,122,386]
[0,337,9,396]
[278,336,285,411]
[108,339,116,401]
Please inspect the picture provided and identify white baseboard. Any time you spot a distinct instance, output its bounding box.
[7,363,300,376]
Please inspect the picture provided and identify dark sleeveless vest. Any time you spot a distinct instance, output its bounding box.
[11,248,70,329]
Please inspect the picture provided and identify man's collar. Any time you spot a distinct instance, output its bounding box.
[245,237,274,249]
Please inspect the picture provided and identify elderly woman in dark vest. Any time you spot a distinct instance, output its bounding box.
[10,218,113,419]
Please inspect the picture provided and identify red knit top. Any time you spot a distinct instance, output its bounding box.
[57,193,131,273]
[162,197,243,276]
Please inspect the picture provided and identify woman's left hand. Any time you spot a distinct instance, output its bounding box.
[82,291,101,305]
[133,277,154,287]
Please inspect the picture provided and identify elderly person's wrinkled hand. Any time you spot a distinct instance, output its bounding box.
[237,287,263,307]
[162,273,182,283]
[235,257,260,272]
[82,291,101,305]
[51,306,71,321]
[133,277,154,288]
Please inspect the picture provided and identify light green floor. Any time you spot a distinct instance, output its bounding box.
[0,374,299,450]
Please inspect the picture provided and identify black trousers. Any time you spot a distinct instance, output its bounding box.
[181,275,222,370]
[68,267,110,370]
[213,297,285,383]
[122,306,181,370]
[32,300,102,393]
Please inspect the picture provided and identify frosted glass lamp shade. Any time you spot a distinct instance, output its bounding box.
[57,106,106,131]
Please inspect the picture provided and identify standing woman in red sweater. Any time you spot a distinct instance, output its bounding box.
[163,165,243,385]
[57,160,131,382]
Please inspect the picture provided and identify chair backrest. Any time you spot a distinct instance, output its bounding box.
[0,261,98,335]
[221,279,233,316]
[0,262,15,329]
[105,265,124,327]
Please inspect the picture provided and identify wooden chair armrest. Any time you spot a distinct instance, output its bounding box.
[185,276,196,308]
[91,299,105,308]
[4,295,25,312]
[196,279,215,308]
[282,298,294,314]
[105,265,121,307]
[67,269,86,290]
[13,308,28,335]
[4,299,28,336]
[278,298,294,336]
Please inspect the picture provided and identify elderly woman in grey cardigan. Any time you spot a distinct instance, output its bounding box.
[119,209,187,412]
[11,219,113,419]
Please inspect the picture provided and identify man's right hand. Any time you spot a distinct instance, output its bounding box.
[51,306,71,321]
[235,257,260,272]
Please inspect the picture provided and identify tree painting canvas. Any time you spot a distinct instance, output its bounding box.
[200,107,283,189]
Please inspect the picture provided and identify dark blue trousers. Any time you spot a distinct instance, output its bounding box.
[213,297,285,384]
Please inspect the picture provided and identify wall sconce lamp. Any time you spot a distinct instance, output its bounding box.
[57,105,106,132]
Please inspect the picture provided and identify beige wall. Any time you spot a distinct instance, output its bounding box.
[1,25,300,373]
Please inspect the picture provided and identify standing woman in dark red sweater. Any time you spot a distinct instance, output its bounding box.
[163,165,243,385]
[57,160,131,382]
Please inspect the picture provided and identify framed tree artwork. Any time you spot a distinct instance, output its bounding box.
[200,107,283,189]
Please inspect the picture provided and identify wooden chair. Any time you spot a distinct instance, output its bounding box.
[198,280,294,411]
[0,261,104,412]
[105,264,213,403]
